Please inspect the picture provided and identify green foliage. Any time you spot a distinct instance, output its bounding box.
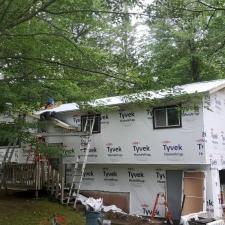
[0,0,142,109]
[0,117,37,144]
[1,0,225,150]
[143,0,225,87]
[0,0,143,144]
[38,143,64,158]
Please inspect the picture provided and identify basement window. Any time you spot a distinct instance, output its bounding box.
[153,106,181,129]
[81,114,101,133]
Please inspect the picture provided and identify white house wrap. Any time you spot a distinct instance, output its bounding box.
[21,79,225,218]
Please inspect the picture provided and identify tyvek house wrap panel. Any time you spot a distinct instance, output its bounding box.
[65,165,166,216]
[58,106,205,164]
[203,89,225,217]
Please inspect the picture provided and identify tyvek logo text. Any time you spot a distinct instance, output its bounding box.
[128,168,145,183]
[162,141,183,156]
[106,143,123,158]
[119,111,135,122]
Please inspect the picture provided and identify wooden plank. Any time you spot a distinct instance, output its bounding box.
[47,165,52,192]
[4,163,38,190]
[55,172,59,199]
[182,172,204,215]
[51,169,55,196]
[3,162,59,193]
[182,196,204,215]
[60,162,65,204]
[183,178,204,197]
[184,172,205,179]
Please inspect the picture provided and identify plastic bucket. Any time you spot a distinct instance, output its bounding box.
[86,211,103,225]
[103,220,111,225]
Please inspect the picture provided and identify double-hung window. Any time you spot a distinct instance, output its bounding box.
[153,106,181,129]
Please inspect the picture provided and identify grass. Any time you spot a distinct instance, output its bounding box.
[0,191,85,225]
[0,191,151,225]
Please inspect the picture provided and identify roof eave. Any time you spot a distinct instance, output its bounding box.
[209,83,225,94]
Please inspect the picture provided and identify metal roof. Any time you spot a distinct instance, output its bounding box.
[90,79,225,107]
[34,79,225,114]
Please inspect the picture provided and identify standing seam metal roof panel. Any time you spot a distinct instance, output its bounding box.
[34,79,225,114]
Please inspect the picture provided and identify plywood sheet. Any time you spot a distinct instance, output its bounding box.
[182,197,204,215]
[182,172,204,215]
[183,178,204,197]
[184,172,205,179]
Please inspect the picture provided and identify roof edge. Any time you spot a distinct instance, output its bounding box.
[209,82,225,94]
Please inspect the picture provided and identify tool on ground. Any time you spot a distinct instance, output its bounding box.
[151,192,173,225]
[50,215,65,225]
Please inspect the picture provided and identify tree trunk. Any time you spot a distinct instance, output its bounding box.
[191,55,200,81]
[188,40,200,82]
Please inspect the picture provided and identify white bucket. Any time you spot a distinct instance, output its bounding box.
[103,220,111,225]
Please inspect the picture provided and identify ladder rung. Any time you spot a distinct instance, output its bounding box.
[73,174,82,176]
[77,154,87,156]
[72,181,82,184]
[80,134,90,137]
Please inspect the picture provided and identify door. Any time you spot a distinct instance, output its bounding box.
[166,170,183,221]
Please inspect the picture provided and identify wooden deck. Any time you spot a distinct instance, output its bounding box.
[3,163,41,190]
[2,162,63,200]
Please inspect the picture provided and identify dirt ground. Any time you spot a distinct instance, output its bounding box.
[105,211,164,225]
[0,190,164,225]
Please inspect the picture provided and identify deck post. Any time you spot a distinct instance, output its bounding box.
[55,171,59,199]
[51,169,55,196]
[60,155,65,204]
[35,190,39,199]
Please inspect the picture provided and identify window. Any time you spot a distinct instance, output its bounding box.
[153,106,181,129]
[81,114,101,133]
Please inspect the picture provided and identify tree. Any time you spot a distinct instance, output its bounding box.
[142,0,225,88]
[0,0,143,114]
[0,0,144,146]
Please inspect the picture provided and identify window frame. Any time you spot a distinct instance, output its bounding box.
[153,105,182,129]
[81,114,101,134]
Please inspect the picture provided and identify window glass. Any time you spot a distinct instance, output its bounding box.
[167,108,180,126]
[154,108,166,127]
[153,106,181,129]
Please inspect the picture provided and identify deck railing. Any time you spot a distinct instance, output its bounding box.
[4,163,41,190]
[2,162,63,200]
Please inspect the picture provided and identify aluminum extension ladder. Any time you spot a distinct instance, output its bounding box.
[0,139,18,188]
[66,115,95,208]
